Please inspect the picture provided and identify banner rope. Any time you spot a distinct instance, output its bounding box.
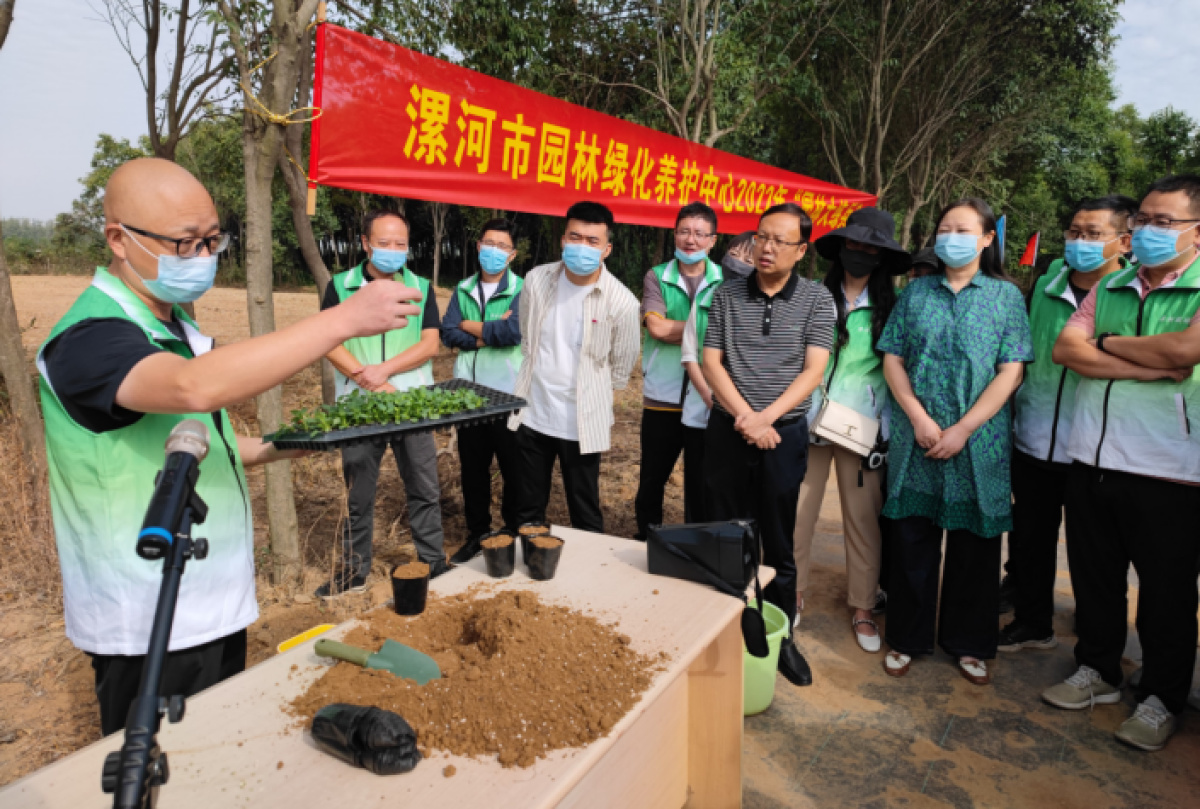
[239,50,324,182]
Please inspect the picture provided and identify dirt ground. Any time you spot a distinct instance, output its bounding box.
[1,275,1197,807]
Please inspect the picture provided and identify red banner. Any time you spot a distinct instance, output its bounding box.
[311,24,874,236]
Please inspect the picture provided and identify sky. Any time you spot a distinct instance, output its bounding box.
[1,0,1198,221]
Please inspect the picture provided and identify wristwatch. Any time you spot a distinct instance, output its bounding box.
[1096,332,1116,354]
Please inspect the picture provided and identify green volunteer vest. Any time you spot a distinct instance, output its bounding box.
[1067,255,1200,481]
[681,281,722,428]
[1013,258,1130,464]
[811,297,885,421]
[451,269,524,394]
[331,262,434,396]
[37,267,255,655]
[642,257,722,405]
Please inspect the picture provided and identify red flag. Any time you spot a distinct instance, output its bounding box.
[1019,233,1039,266]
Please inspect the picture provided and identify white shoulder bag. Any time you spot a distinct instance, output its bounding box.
[810,384,880,457]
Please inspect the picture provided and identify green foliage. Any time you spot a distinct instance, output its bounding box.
[277,387,488,437]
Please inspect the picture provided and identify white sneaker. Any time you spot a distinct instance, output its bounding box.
[1041,665,1121,710]
[1115,696,1177,751]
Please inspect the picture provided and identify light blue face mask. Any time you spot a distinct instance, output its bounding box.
[122,225,218,304]
[675,247,708,264]
[370,247,408,274]
[934,233,983,268]
[1064,238,1116,273]
[478,245,510,274]
[1131,224,1197,269]
[562,243,603,275]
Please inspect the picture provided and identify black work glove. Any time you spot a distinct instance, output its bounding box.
[311,704,422,775]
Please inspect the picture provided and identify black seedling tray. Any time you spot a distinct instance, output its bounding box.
[265,379,526,451]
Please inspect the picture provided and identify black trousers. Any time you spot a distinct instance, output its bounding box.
[682,426,707,523]
[514,425,604,533]
[634,408,685,538]
[457,420,521,540]
[885,516,1001,660]
[703,409,808,624]
[89,629,247,736]
[1065,463,1200,715]
[1008,451,1070,636]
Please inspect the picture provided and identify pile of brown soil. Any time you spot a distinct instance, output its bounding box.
[480,533,513,549]
[291,589,666,767]
[392,561,429,580]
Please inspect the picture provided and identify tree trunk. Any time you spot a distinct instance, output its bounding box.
[430,203,448,290]
[244,128,300,584]
[899,204,919,250]
[0,220,45,481]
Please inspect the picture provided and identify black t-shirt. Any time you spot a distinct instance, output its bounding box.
[1068,278,1090,308]
[42,317,189,434]
[320,273,441,330]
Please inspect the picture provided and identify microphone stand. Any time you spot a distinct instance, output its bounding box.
[102,491,209,809]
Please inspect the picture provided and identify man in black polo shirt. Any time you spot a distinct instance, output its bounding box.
[702,202,835,686]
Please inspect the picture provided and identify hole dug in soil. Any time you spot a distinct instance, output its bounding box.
[291,588,667,768]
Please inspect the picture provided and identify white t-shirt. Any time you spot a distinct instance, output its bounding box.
[479,280,500,304]
[524,271,594,440]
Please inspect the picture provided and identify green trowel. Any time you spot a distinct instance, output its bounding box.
[314,638,442,685]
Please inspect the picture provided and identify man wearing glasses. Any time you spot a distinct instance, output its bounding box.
[440,219,524,563]
[317,209,448,597]
[1001,195,1136,656]
[635,202,723,538]
[1047,174,1200,752]
[702,202,835,686]
[37,158,421,734]
[508,201,640,532]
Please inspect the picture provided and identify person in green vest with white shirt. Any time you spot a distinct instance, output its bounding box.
[317,209,448,597]
[38,159,421,735]
[1047,175,1200,752]
[635,202,723,537]
[1000,195,1136,656]
[792,208,908,653]
[440,218,524,563]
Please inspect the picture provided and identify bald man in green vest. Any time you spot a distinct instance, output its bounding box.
[317,209,448,597]
[37,158,421,735]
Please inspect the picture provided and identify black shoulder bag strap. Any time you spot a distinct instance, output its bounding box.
[653,523,770,658]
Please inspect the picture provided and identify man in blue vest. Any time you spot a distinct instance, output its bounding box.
[38,158,421,734]
[317,210,448,597]
[634,202,723,538]
[1047,175,1200,751]
[440,218,524,563]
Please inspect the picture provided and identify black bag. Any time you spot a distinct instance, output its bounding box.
[312,704,422,775]
[647,520,770,658]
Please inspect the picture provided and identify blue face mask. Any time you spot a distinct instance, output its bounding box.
[1131,224,1197,269]
[122,225,218,304]
[675,247,708,265]
[1064,238,1115,273]
[562,243,603,275]
[934,233,983,268]
[370,247,408,274]
[478,245,510,274]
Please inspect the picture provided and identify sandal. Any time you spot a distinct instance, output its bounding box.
[884,651,911,678]
[958,657,990,686]
[853,617,881,653]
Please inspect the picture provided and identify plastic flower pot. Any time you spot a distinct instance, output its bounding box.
[525,535,564,581]
[518,522,551,563]
[390,561,430,616]
[481,531,516,578]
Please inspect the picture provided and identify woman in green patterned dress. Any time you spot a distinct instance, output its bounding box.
[876,198,1033,685]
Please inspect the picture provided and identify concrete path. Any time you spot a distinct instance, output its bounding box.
[742,475,1200,808]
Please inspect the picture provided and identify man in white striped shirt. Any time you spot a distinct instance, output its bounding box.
[508,202,640,532]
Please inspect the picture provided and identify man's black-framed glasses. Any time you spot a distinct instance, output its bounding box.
[1132,214,1200,231]
[753,232,804,249]
[123,223,231,257]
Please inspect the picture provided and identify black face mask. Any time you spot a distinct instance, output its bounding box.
[840,246,881,278]
[722,254,753,278]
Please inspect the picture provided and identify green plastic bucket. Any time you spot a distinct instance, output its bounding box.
[743,600,789,716]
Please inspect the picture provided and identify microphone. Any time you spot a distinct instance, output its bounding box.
[137,420,211,561]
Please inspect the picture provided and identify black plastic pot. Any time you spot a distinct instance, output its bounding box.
[390,564,429,616]
[518,522,550,563]
[481,532,516,578]
[526,535,564,581]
